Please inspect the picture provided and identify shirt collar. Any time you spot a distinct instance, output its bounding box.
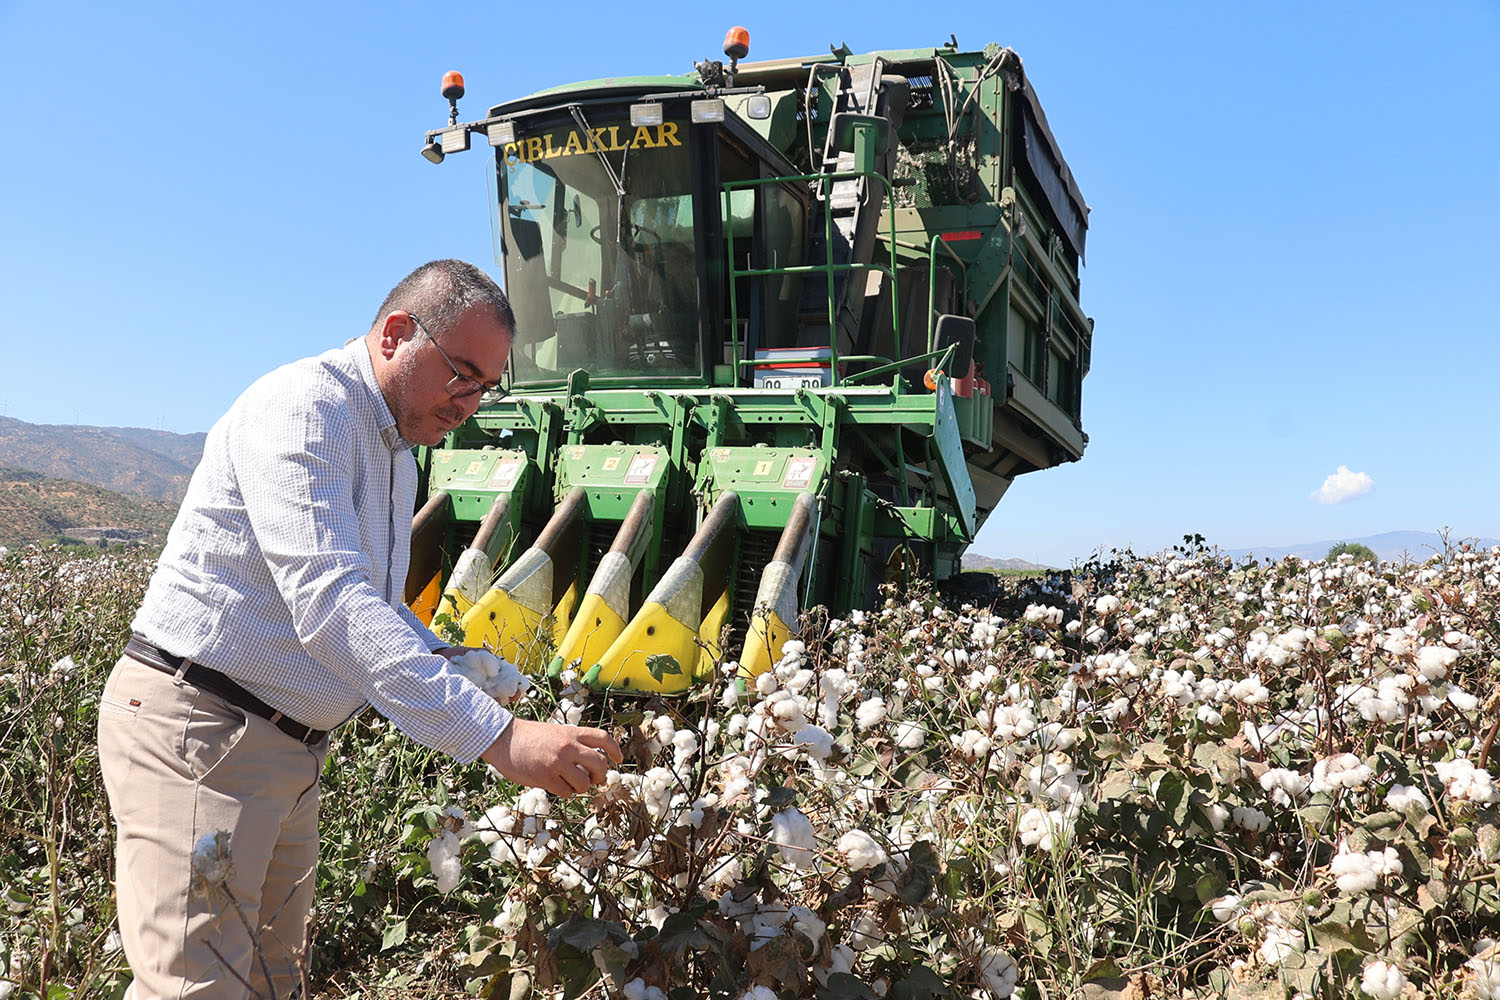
[346,338,413,452]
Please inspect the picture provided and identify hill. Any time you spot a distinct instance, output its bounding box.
[0,416,204,502]
[962,553,1052,572]
[1224,529,1499,564]
[0,466,178,550]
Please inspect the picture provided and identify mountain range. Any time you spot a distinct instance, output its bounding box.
[1221,530,1499,564]
[0,415,204,502]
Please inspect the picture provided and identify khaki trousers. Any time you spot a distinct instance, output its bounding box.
[98,656,326,1000]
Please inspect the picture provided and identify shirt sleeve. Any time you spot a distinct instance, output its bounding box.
[230,380,510,762]
[397,602,449,651]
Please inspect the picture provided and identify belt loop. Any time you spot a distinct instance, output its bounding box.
[268,711,284,725]
[173,661,190,680]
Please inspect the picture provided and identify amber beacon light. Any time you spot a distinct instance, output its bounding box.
[723,26,750,60]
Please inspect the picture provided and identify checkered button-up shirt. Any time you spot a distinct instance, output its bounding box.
[133,338,511,761]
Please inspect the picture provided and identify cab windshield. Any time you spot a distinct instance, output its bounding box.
[496,114,701,383]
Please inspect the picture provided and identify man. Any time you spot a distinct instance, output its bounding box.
[97,259,622,999]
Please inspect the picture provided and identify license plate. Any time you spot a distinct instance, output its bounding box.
[759,374,824,389]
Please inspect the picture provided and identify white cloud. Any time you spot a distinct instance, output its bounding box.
[1311,466,1374,505]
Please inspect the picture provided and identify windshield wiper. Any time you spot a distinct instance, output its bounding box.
[570,106,625,197]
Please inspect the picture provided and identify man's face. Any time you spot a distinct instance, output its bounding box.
[385,308,512,447]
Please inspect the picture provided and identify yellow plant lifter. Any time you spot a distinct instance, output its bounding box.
[739,492,817,680]
[460,488,585,669]
[585,492,739,694]
[551,489,655,677]
[431,494,516,626]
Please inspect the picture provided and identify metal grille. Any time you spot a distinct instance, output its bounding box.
[727,529,780,657]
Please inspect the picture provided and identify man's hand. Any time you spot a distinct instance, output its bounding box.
[481,718,624,797]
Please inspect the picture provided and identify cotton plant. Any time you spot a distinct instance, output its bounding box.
[14,539,1500,997]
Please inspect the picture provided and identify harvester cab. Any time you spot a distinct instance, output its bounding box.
[410,29,1093,694]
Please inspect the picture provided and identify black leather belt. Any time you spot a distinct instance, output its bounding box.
[125,634,329,745]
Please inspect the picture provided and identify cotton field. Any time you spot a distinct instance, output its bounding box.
[1,538,1498,999]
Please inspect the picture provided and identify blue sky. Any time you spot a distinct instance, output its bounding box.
[2,1,1496,566]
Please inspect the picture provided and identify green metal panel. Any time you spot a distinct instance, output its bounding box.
[700,447,828,531]
[428,448,533,522]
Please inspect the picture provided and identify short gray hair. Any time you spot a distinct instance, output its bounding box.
[371,259,514,339]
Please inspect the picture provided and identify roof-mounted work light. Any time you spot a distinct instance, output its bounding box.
[691,98,726,123]
[629,103,664,127]
[487,120,516,146]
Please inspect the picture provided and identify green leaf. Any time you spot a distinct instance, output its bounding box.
[889,965,947,1000]
[765,785,798,809]
[1155,772,1191,827]
[896,841,941,904]
[823,973,878,1000]
[381,917,409,951]
[657,912,710,955]
[550,914,609,953]
[646,654,683,682]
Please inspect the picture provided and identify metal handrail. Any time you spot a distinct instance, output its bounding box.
[723,168,899,388]
[723,167,970,390]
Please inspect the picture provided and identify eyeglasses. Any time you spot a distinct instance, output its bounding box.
[409,314,504,399]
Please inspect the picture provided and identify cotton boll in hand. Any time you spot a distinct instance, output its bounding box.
[449,649,532,704]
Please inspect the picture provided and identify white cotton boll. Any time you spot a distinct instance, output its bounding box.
[755,671,779,696]
[672,729,700,766]
[1095,595,1120,615]
[1196,704,1224,726]
[951,729,993,760]
[1330,844,1380,894]
[1310,753,1376,794]
[788,904,826,945]
[427,830,463,893]
[1258,923,1304,966]
[770,807,819,869]
[847,910,884,950]
[1229,675,1270,706]
[1468,954,1500,1000]
[738,987,778,1000]
[1232,805,1271,832]
[1416,645,1459,680]
[623,979,668,1000]
[50,655,78,678]
[892,720,926,750]
[794,724,836,760]
[1198,801,1231,833]
[1360,960,1406,999]
[1259,768,1309,807]
[1209,894,1244,923]
[1385,784,1430,812]
[1449,686,1481,712]
[190,830,232,892]
[838,829,888,870]
[1017,806,1061,852]
[1033,722,1076,751]
[855,696,888,730]
[976,946,1018,998]
[990,704,1036,741]
[1435,758,1500,804]
[516,787,551,817]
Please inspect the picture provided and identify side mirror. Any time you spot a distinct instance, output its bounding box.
[933,314,975,375]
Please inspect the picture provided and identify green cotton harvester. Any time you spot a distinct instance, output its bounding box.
[409,28,1093,694]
